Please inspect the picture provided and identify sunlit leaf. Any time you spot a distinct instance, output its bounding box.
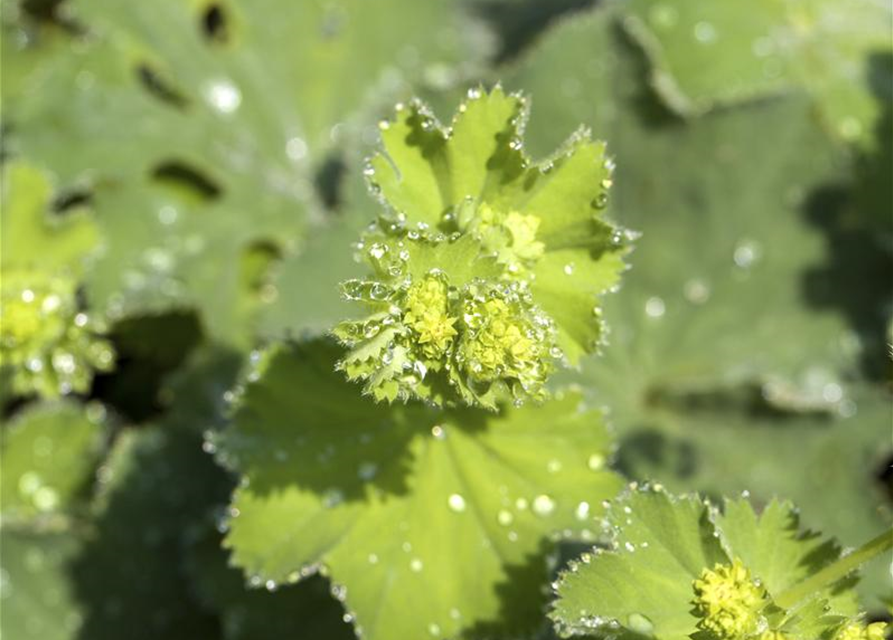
[553,488,861,639]
[216,338,623,640]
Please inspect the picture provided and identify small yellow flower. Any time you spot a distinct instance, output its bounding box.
[474,204,544,267]
[692,558,767,639]
[835,621,889,640]
[459,294,547,393]
[1,270,114,397]
[402,276,457,359]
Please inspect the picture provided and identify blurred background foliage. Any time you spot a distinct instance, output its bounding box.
[0,0,890,638]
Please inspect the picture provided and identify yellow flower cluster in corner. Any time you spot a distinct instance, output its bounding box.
[692,559,767,640]
[835,621,889,640]
[402,276,457,359]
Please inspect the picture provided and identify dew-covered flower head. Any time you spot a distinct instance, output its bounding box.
[692,558,769,639]
[1,270,114,397]
[333,87,633,409]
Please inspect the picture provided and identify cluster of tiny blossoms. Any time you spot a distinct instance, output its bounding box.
[0,270,114,397]
[333,202,557,409]
[691,560,890,640]
[835,621,889,640]
[692,559,769,639]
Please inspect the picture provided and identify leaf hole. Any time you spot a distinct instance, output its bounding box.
[315,155,347,211]
[136,64,189,109]
[876,453,893,503]
[201,3,229,43]
[151,161,222,201]
[51,187,93,214]
[240,239,283,297]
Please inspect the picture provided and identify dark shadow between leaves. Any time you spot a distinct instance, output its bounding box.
[220,337,491,505]
[89,311,204,423]
[473,0,599,64]
[615,427,698,482]
[67,424,233,640]
[800,53,893,382]
[186,529,355,640]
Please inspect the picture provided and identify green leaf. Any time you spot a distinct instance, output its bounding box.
[217,338,623,640]
[259,167,380,340]
[0,161,99,275]
[715,499,859,615]
[4,0,490,345]
[553,488,865,639]
[618,0,893,145]
[0,401,106,519]
[370,89,629,364]
[553,488,727,639]
[0,525,84,640]
[0,162,114,397]
[505,7,892,601]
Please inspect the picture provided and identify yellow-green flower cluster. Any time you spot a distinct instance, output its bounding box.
[402,276,457,359]
[334,261,556,407]
[470,203,544,270]
[1,270,114,397]
[692,559,768,639]
[458,294,550,394]
[835,621,889,640]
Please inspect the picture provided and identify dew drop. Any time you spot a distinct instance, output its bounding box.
[563,263,575,276]
[627,613,654,634]
[497,510,514,526]
[587,453,605,470]
[286,136,308,161]
[575,501,591,521]
[447,493,466,513]
[645,296,666,318]
[157,205,178,226]
[33,487,59,511]
[532,494,556,517]
[733,239,761,269]
[203,79,241,114]
[410,558,424,572]
[358,462,378,481]
[693,21,717,44]
[683,278,711,304]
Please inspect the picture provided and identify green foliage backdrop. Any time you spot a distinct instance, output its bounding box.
[1,0,891,638]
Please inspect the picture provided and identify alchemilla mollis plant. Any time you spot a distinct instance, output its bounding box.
[333,87,632,409]
[210,90,891,640]
[2,0,891,637]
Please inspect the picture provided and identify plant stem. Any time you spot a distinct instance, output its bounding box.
[775,527,893,609]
